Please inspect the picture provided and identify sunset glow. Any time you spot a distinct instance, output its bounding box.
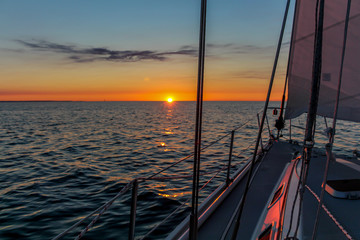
[0,1,292,102]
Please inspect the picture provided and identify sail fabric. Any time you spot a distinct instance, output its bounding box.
[285,0,360,122]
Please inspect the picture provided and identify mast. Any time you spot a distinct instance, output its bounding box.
[312,0,352,238]
[189,0,207,239]
[295,0,325,236]
[301,0,324,187]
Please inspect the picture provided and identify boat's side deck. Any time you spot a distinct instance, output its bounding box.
[197,140,300,240]
[300,153,360,240]
[168,140,360,240]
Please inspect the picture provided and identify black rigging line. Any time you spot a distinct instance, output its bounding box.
[312,0,352,239]
[189,0,207,239]
[294,0,325,237]
[277,0,298,136]
[230,0,291,239]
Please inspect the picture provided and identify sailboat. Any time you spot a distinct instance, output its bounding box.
[168,0,360,239]
[52,0,360,239]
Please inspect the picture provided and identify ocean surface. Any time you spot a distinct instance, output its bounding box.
[0,101,358,240]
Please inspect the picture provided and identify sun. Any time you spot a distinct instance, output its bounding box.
[167,98,173,103]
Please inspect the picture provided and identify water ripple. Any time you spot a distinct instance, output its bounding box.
[0,101,357,240]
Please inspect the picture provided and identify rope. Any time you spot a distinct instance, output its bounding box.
[312,2,352,238]
[305,185,353,240]
[200,164,227,191]
[288,156,353,239]
[189,0,209,237]
[291,124,359,147]
[72,164,229,240]
[292,124,306,130]
[75,181,133,240]
[62,162,239,240]
[53,120,253,240]
[277,0,298,134]
[141,166,229,181]
[233,139,257,158]
[52,181,133,240]
[334,135,359,146]
[145,119,252,180]
[143,133,261,240]
[140,163,226,240]
[231,0,291,232]
[140,197,190,240]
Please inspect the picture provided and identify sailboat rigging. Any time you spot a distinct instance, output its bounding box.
[51,0,360,239]
[172,0,360,239]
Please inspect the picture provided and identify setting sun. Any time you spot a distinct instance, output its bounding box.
[167,98,173,103]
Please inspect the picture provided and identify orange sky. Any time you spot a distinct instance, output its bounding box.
[0,82,286,102]
[0,54,288,101]
[0,1,292,102]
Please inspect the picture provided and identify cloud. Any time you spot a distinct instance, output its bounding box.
[15,39,197,63]
[206,43,235,48]
[204,43,275,57]
[230,44,275,54]
[227,70,269,80]
[181,43,273,55]
[14,39,278,63]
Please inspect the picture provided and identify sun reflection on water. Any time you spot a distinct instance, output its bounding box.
[157,191,191,198]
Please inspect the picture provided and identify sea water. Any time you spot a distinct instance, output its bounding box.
[0,101,358,239]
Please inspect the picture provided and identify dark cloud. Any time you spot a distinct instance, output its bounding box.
[205,43,275,56]
[15,39,197,63]
[206,43,235,48]
[235,70,269,80]
[282,41,290,46]
[230,44,275,54]
[15,39,278,63]
[182,43,272,55]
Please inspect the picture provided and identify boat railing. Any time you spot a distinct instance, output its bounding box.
[52,109,277,240]
[288,116,359,155]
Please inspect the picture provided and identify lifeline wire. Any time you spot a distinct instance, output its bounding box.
[73,135,256,240]
[231,0,291,238]
[52,119,252,240]
[145,119,251,180]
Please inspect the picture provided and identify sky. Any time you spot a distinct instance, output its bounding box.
[0,0,295,101]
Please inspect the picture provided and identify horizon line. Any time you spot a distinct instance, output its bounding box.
[0,100,282,102]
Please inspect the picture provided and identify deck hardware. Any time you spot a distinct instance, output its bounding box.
[268,184,284,208]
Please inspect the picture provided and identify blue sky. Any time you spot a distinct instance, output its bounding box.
[0,0,294,101]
